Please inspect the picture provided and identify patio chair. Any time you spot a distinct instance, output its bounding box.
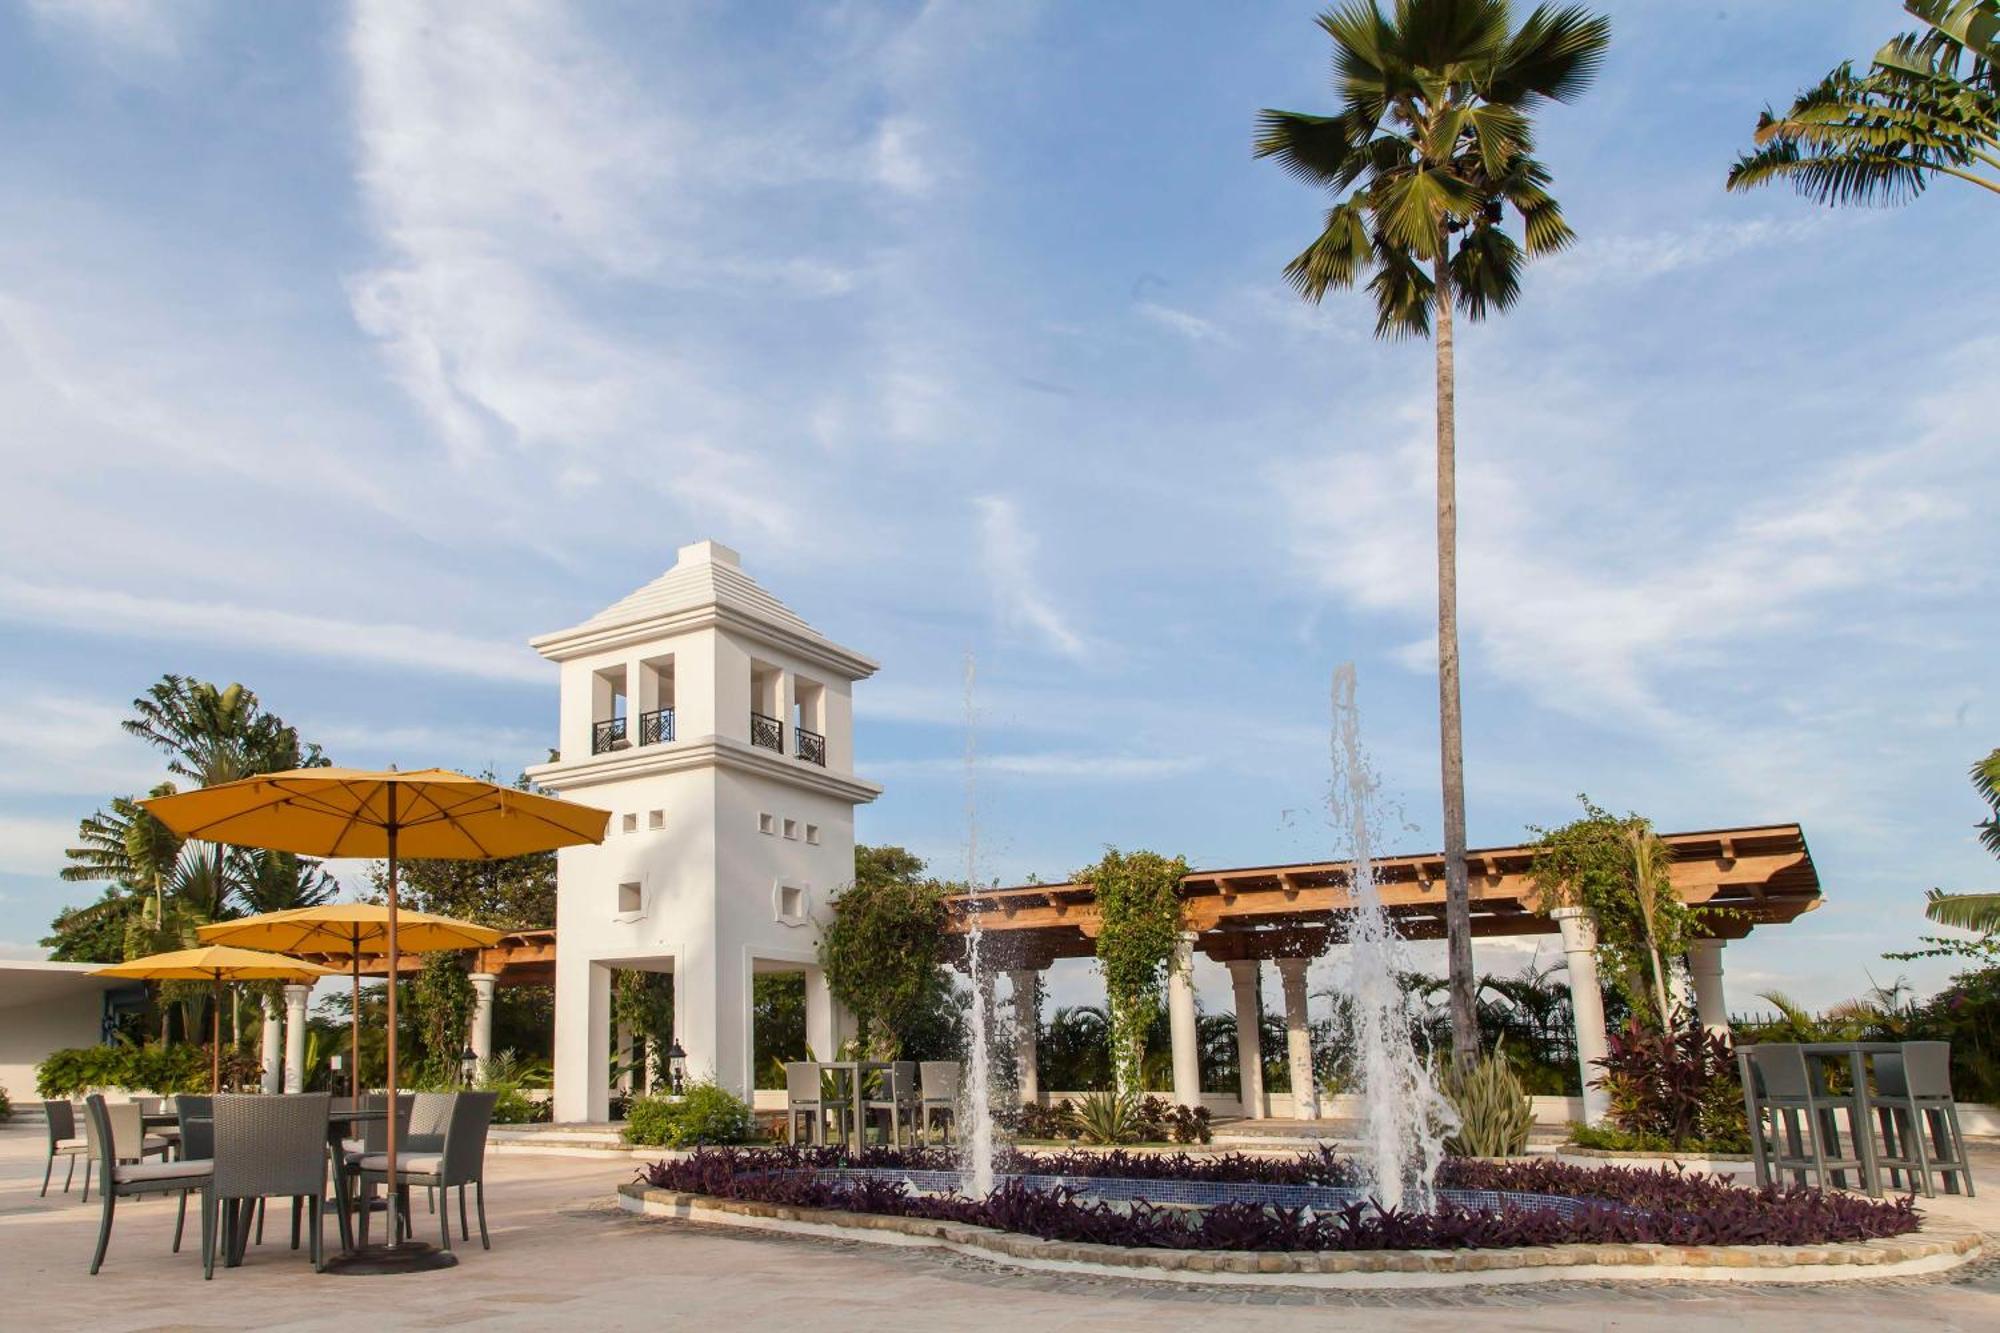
[863,1061,920,1149]
[919,1062,960,1145]
[204,1092,333,1278]
[785,1062,834,1146]
[1743,1044,1868,1192]
[40,1100,87,1197]
[81,1095,213,1276]
[80,1098,171,1202]
[356,1091,499,1251]
[339,1093,412,1236]
[407,1091,455,1214]
[171,1095,214,1255]
[1876,1043,1975,1197]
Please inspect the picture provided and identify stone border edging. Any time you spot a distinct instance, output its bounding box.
[617,1183,1990,1290]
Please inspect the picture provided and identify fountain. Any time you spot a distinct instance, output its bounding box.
[1314,663,1456,1212]
[958,649,998,1196]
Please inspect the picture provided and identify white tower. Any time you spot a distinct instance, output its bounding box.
[527,540,880,1121]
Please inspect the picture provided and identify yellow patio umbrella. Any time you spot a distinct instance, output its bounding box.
[142,768,607,1263]
[197,904,504,1101]
[94,945,338,1092]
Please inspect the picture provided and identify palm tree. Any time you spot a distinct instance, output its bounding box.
[1922,748,2000,932]
[1728,1,1998,205]
[1255,0,1610,1071]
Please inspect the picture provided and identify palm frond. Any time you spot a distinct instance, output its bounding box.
[1281,199,1375,301]
[1450,220,1522,318]
[1253,108,1376,186]
[1972,747,2000,858]
[1488,4,1612,105]
[1924,888,2000,934]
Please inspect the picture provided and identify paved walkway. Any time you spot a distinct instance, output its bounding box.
[4,1120,1998,1330]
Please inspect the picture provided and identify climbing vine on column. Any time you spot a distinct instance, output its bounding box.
[1076,847,1189,1092]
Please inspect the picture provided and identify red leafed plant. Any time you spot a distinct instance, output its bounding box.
[1592,1015,1748,1152]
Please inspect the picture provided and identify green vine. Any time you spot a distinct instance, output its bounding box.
[1076,847,1188,1091]
[820,846,949,1057]
[1529,798,1711,1031]
[409,954,477,1080]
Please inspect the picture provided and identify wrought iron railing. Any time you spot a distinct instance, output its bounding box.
[794,725,826,767]
[750,711,784,753]
[591,716,628,755]
[639,707,675,746]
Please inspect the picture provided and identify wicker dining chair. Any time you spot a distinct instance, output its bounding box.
[356,1091,499,1252]
[41,1100,88,1197]
[919,1062,960,1145]
[80,1099,171,1202]
[785,1063,832,1146]
[81,1095,213,1276]
[863,1062,920,1149]
[204,1093,332,1279]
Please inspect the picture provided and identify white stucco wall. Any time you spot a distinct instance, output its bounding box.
[0,962,121,1103]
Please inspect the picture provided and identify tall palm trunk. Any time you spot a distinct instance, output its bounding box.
[1432,247,1478,1075]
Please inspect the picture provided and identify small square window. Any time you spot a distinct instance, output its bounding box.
[618,881,642,914]
[648,809,664,830]
[782,818,798,840]
[621,813,637,835]
[758,812,775,835]
[805,824,820,845]
[780,885,804,918]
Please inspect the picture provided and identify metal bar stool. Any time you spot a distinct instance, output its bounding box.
[1744,1044,1869,1192]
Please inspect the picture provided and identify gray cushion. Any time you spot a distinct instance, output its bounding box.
[356,1153,443,1175]
[114,1159,213,1186]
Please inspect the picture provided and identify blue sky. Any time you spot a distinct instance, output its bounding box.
[1,1,1995,1014]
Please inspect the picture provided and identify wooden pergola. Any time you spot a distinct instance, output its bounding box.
[940,823,1821,968]
[940,824,1823,1123]
[320,927,556,987]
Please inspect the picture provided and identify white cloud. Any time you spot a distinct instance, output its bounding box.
[872,116,933,195]
[974,496,1092,662]
[1544,216,1845,289]
[1137,300,1231,344]
[0,577,548,684]
[869,752,1202,782]
[0,814,77,876]
[0,693,164,796]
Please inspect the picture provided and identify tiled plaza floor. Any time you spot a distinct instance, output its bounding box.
[5,1120,1996,1330]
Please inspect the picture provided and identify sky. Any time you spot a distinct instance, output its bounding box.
[1,0,1995,1018]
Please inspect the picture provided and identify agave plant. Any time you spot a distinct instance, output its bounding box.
[1442,1045,1533,1157]
[1068,1089,1141,1145]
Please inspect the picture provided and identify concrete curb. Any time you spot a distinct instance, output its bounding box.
[616,1183,1992,1290]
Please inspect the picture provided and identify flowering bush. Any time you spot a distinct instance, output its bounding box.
[636,1146,1919,1250]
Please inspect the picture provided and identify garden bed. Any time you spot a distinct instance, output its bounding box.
[633,1146,1924,1252]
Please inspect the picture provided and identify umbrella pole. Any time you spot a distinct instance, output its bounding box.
[384,791,401,1247]
[211,978,222,1093]
[350,938,362,1102]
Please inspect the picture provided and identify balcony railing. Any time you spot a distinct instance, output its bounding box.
[794,725,826,767]
[750,711,784,753]
[591,716,628,755]
[639,707,675,747]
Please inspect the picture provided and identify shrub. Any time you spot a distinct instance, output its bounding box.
[1005,1099,1080,1141]
[0,1084,11,1121]
[637,1146,1920,1250]
[1566,1123,1746,1154]
[1443,1049,1533,1157]
[623,1081,758,1147]
[1592,1017,1747,1152]
[36,1042,218,1097]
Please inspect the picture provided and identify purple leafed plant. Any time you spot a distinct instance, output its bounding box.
[636,1147,1921,1252]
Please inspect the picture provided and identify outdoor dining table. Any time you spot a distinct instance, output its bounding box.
[179,1103,389,1264]
[1749,1042,1905,1197]
[814,1060,892,1145]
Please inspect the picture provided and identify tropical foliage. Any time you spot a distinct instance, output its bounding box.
[1729,1,2000,205]
[820,845,958,1056]
[1588,1016,1747,1153]
[642,1146,1919,1249]
[1528,799,1708,1030]
[1074,847,1188,1091]
[35,1041,253,1097]
[623,1080,759,1147]
[1256,0,1610,1071]
[1914,747,2000,935]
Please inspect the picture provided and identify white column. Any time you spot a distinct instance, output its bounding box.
[259,996,283,1093]
[282,984,310,1095]
[1226,960,1266,1119]
[1689,940,1729,1037]
[469,972,497,1083]
[1275,958,1318,1120]
[1552,907,1611,1125]
[615,1021,636,1094]
[1166,933,1201,1108]
[805,966,839,1061]
[555,957,611,1123]
[1008,969,1042,1105]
